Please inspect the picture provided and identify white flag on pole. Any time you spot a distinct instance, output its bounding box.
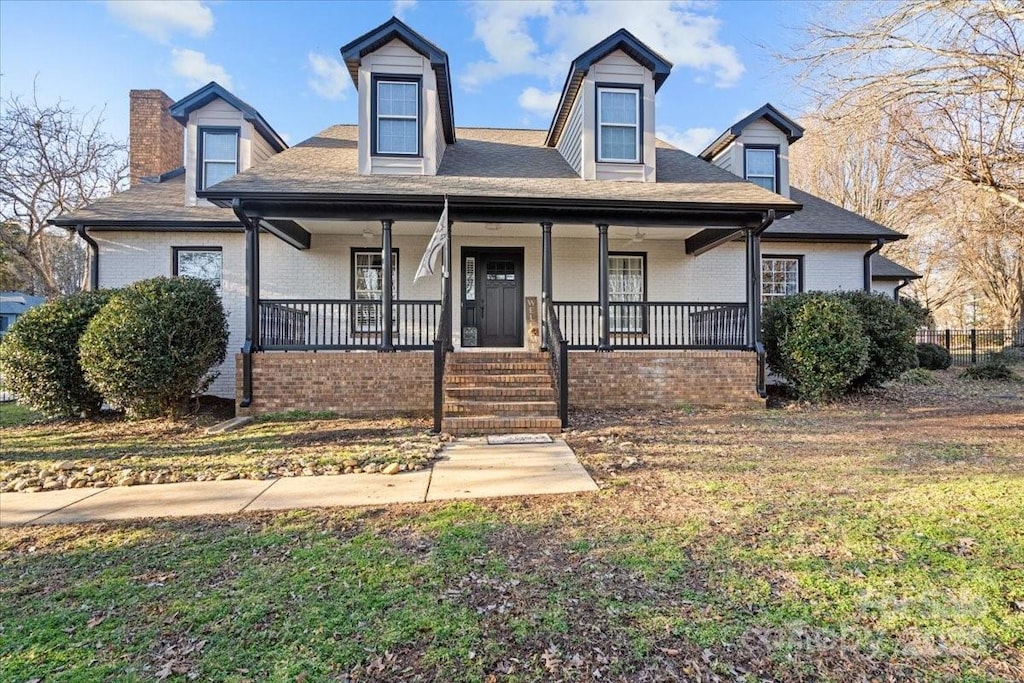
[414,197,449,281]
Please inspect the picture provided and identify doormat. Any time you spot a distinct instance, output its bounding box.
[487,434,553,445]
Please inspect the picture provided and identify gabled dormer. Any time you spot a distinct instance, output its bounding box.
[698,103,803,198]
[545,29,672,183]
[340,17,456,177]
[169,81,287,206]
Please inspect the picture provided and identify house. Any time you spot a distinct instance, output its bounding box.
[0,292,47,336]
[52,17,918,433]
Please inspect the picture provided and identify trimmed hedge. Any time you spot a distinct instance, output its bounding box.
[79,277,228,418]
[916,343,952,370]
[0,291,112,417]
[837,291,919,387]
[763,292,870,402]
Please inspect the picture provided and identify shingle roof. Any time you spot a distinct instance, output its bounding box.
[203,125,800,211]
[699,102,805,160]
[169,82,287,153]
[765,187,905,240]
[871,254,920,280]
[50,174,239,228]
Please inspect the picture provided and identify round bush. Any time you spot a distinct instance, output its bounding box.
[916,342,952,370]
[837,291,919,387]
[79,277,228,418]
[0,291,112,417]
[763,292,870,402]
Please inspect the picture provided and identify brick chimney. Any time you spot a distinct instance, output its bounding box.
[129,90,184,186]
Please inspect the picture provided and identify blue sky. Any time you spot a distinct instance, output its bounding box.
[1,0,818,153]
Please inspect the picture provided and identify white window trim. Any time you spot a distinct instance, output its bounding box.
[608,253,645,333]
[199,129,239,191]
[761,256,801,301]
[597,87,640,163]
[745,147,778,192]
[375,80,419,156]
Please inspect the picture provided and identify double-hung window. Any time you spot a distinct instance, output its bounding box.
[352,249,398,332]
[173,247,222,292]
[609,253,646,332]
[744,146,778,192]
[597,87,640,163]
[374,79,419,156]
[199,128,239,190]
[761,256,802,301]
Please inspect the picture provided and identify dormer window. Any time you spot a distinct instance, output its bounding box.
[198,127,239,190]
[373,77,420,156]
[597,86,640,163]
[744,146,778,192]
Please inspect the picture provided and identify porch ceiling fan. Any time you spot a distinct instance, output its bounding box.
[631,227,647,243]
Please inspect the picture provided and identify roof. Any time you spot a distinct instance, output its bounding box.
[169,82,287,153]
[763,187,905,241]
[546,29,673,147]
[0,292,47,316]
[339,17,456,144]
[871,254,920,280]
[201,125,798,213]
[699,103,805,160]
[50,173,240,229]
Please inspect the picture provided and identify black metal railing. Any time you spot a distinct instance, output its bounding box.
[543,298,569,428]
[916,328,1024,366]
[553,301,747,350]
[432,295,453,433]
[258,299,440,350]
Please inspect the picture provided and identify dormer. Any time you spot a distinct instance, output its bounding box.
[169,82,287,206]
[545,29,672,183]
[698,103,804,198]
[340,17,456,176]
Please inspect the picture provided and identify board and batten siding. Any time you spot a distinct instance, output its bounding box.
[556,90,584,174]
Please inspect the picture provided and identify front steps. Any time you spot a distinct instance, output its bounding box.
[442,352,562,435]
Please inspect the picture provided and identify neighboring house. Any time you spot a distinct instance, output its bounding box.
[0,292,47,336]
[52,17,918,433]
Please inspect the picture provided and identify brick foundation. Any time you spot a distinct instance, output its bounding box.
[568,350,764,410]
[236,351,433,417]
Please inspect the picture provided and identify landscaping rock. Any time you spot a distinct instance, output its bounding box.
[382,463,401,475]
[56,460,76,471]
[216,471,239,481]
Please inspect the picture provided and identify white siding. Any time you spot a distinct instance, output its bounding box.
[872,280,899,299]
[735,119,791,198]
[556,90,583,174]
[712,144,733,174]
[251,129,275,166]
[579,50,657,182]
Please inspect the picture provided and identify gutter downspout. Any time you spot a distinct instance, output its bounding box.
[76,224,99,291]
[751,210,774,399]
[863,239,884,292]
[232,200,259,409]
[893,278,911,301]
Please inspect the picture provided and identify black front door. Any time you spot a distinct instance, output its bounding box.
[462,248,523,347]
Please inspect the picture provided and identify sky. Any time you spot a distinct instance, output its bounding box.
[0,0,820,154]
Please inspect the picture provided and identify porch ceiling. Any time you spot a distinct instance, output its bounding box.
[294,220,701,240]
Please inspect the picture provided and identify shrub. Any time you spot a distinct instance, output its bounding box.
[0,291,112,417]
[959,361,1021,382]
[79,277,228,417]
[763,292,870,402]
[899,368,939,385]
[898,297,932,328]
[836,291,919,387]
[916,342,952,370]
[993,346,1024,365]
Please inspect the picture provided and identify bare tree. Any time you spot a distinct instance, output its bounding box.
[0,91,126,297]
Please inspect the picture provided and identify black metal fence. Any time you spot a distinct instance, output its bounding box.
[259,299,440,350]
[915,328,1023,366]
[553,301,747,350]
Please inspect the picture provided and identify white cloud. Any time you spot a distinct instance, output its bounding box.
[307,53,350,100]
[517,87,561,119]
[392,0,417,19]
[461,0,744,95]
[656,125,718,154]
[171,48,232,89]
[106,0,213,42]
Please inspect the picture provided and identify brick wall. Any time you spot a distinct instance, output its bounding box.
[237,351,434,416]
[129,90,183,185]
[568,350,764,409]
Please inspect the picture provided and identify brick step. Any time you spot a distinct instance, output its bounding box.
[444,400,558,416]
[445,386,555,400]
[450,352,548,361]
[446,361,551,373]
[445,373,553,386]
[441,415,563,436]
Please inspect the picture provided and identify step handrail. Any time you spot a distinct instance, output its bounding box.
[543,297,569,428]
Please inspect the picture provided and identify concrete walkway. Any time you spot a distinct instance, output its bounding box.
[0,438,597,526]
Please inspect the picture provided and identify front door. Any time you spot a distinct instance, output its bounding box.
[462,248,523,347]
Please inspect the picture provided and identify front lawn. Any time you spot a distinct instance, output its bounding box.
[2,372,1022,681]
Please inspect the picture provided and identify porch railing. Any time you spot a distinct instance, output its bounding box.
[432,294,453,433]
[259,299,440,350]
[543,298,569,427]
[553,301,747,350]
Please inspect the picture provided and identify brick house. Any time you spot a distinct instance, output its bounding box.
[53,17,917,433]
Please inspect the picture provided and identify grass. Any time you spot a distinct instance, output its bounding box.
[0,401,40,427]
[2,372,1023,681]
